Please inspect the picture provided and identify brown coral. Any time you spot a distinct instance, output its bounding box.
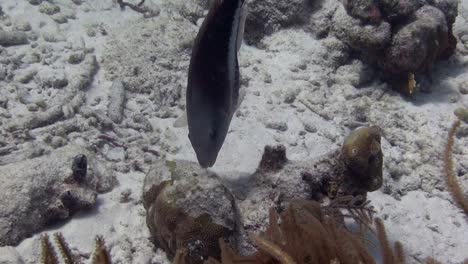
[342,126,383,192]
[443,120,468,215]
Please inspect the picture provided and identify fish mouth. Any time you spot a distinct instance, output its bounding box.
[195,152,217,168]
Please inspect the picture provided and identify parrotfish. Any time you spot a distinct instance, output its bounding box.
[186,0,247,168]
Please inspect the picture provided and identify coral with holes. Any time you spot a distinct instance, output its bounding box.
[332,0,458,91]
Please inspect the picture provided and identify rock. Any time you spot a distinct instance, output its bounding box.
[454,107,468,123]
[119,189,132,203]
[68,52,85,64]
[428,0,458,24]
[143,160,236,263]
[342,0,382,23]
[334,60,373,87]
[50,136,67,148]
[162,0,204,24]
[328,0,458,90]
[383,5,450,74]
[35,69,68,89]
[284,89,299,104]
[0,31,28,47]
[107,80,126,124]
[0,145,116,246]
[68,54,98,90]
[332,5,391,50]
[12,20,32,32]
[379,0,424,21]
[42,31,65,43]
[38,2,60,15]
[27,0,42,5]
[265,121,288,132]
[52,13,68,24]
[258,145,288,173]
[14,68,37,84]
[303,120,317,133]
[104,146,126,162]
[321,36,350,68]
[244,0,312,45]
[459,81,468,94]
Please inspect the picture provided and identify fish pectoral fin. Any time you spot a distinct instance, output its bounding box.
[173,112,188,128]
[236,2,248,52]
[235,85,246,111]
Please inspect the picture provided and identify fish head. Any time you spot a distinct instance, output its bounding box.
[188,110,230,168]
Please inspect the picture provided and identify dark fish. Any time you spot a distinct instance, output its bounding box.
[186,0,246,168]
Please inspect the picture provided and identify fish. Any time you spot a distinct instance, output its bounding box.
[186,0,247,168]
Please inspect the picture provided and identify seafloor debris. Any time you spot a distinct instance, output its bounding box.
[0,30,28,47]
[107,80,126,124]
[0,145,115,247]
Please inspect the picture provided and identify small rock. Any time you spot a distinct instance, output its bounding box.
[86,27,96,37]
[52,13,68,24]
[459,81,468,95]
[265,121,288,132]
[303,120,317,133]
[448,94,459,103]
[284,89,299,104]
[50,136,66,148]
[27,0,42,5]
[36,69,68,89]
[105,146,126,162]
[27,104,39,112]
[264,73,272,83]
[14,69,37,84]
[38,2,61,15]
[119,188,132,203]
[454,107,468,123]
[13,21,32,32]
[68,52,85,64]
[0,31,28,47]
[42,31,64,43]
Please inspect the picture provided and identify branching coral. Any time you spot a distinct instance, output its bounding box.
[443,120,468,216]
[176,199,460,264]
[40,233,111,264]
